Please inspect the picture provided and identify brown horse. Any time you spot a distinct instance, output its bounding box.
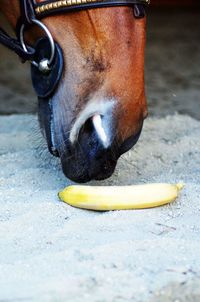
[0,0,148,182]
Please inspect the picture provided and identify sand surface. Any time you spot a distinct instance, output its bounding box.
[0,114,200,301]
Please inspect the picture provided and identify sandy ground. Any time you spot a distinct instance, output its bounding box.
[0,114,200,301]
[0,7,200,302]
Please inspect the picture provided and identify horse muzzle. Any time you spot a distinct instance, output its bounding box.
[56,114,143,183]
[60,142,118,183]
[58,109,118,182]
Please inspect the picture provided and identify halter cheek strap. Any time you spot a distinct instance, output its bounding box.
[19,0,36,25]
[0,0,37,61]
[0,27,35,61]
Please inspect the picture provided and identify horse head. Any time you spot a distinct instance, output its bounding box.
[1,0,148,182]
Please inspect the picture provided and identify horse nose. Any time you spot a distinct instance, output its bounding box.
[62,112,117,183]
[62,104,117,182]
[59,99,143,182]
[76,114,113,151]
[72,114,115,153]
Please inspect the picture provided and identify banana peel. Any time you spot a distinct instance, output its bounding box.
[58,183,184,211]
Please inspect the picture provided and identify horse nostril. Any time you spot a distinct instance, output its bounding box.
[92,115,109,148]
[77,114,112,150]
[69,99,116,147]
[80,116,93,135]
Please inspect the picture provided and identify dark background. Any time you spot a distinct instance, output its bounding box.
[0,3,200,120]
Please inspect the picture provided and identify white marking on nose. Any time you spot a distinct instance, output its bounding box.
[92,114,109,148]
[69,99,115,146]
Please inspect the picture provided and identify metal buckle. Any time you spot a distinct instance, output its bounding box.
[19,19,55,73]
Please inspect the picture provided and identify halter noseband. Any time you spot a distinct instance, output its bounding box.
[34,0,149,17]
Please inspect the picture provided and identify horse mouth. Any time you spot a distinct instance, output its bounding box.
[58,127,142,183]
[60,150,118,183]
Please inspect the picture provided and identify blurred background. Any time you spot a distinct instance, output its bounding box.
[0,1,199,119]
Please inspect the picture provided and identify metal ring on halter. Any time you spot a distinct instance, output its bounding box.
[19,19,55,69]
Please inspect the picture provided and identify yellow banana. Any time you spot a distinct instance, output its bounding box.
[58,183,184,211]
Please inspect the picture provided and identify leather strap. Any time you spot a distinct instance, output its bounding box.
[0,0,36,61]
[0,27,35,61]
[20,0,36,25]
[134,3,146,18]
[34,0,150,18]
[31,38,64,98]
